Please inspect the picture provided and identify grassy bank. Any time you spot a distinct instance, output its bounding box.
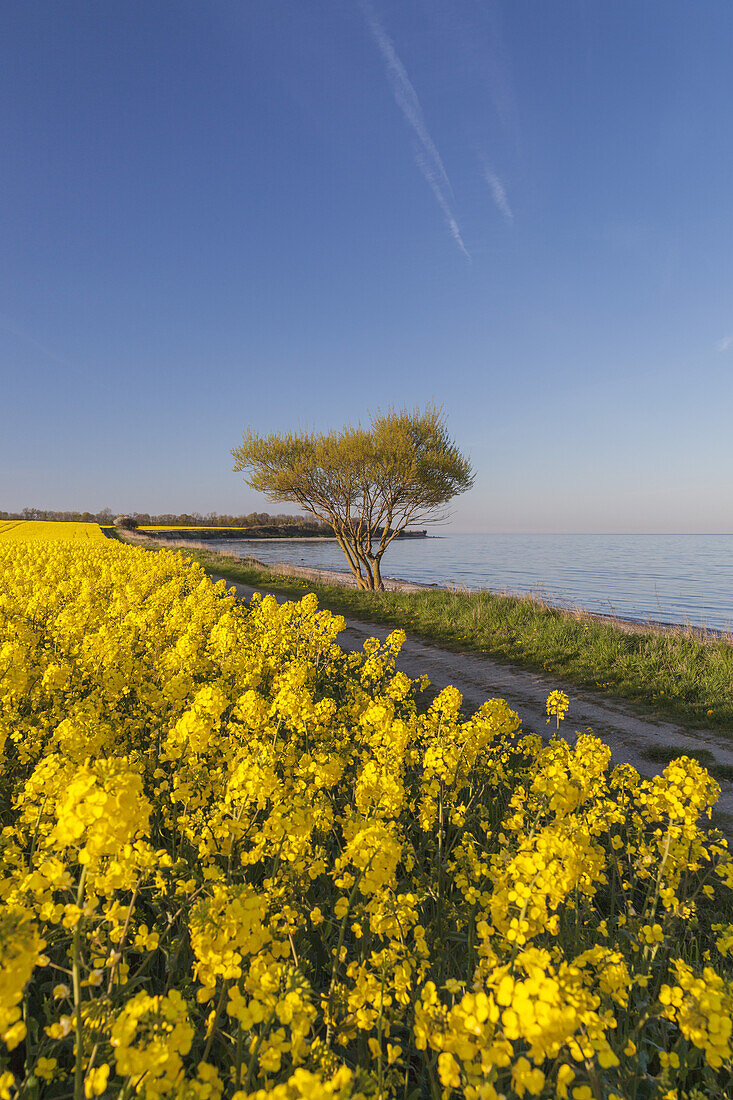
[159,545,733,735]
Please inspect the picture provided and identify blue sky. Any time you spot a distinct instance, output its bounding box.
[2,0,732,532]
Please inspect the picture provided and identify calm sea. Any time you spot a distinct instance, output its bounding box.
[208,533,733,632]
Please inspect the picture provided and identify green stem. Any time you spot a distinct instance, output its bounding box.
[72,866,89,1100]
[201,981,230,1065]
[376,958,388,1097]
[325,866,370,1049]
[234,1022,243,1091]
[244,1004,279,1090]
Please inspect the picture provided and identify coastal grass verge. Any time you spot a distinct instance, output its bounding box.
[166,545,733,735]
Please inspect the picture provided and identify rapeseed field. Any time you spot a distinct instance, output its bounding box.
[1,540,731,1099]
[0,521,105,542]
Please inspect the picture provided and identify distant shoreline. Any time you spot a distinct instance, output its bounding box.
[140,527,429,542]
[205,535,435,543]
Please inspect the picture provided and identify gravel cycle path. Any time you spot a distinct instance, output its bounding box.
[213,574,733,832]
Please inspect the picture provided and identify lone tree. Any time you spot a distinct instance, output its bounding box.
[231,406,473,590]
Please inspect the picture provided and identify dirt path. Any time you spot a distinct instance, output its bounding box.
[213,575,733,832]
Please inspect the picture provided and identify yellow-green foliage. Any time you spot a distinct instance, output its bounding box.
[0,521,105,542]
[1,540,732,1099]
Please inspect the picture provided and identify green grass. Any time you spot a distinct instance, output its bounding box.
[158,546,733,737]
[642,745,717,767]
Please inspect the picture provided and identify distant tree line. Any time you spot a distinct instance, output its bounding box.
[0,507,331,530]
[0,507,116,524]
[130,511,332,530]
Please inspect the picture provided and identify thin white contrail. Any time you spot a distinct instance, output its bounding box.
[482,166,513,222]
[360,0,469,258]
[717,334,732,352]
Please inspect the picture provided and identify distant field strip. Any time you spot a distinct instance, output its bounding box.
[0,520,106,541]
[138,525,252,531]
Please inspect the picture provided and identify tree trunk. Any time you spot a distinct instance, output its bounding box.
[371,555,385,592]
[332,523,382,590]
[361,555,376,590]
[332,529,368,588]
[349,537,376,590]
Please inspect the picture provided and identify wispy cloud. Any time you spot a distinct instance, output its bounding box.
[420,0,520,145]
[482,0,520,142]
[481,165,513,222]
[359,0,469,258]
[717,335,733,352]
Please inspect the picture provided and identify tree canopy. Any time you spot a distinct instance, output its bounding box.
[231,406,474,590]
